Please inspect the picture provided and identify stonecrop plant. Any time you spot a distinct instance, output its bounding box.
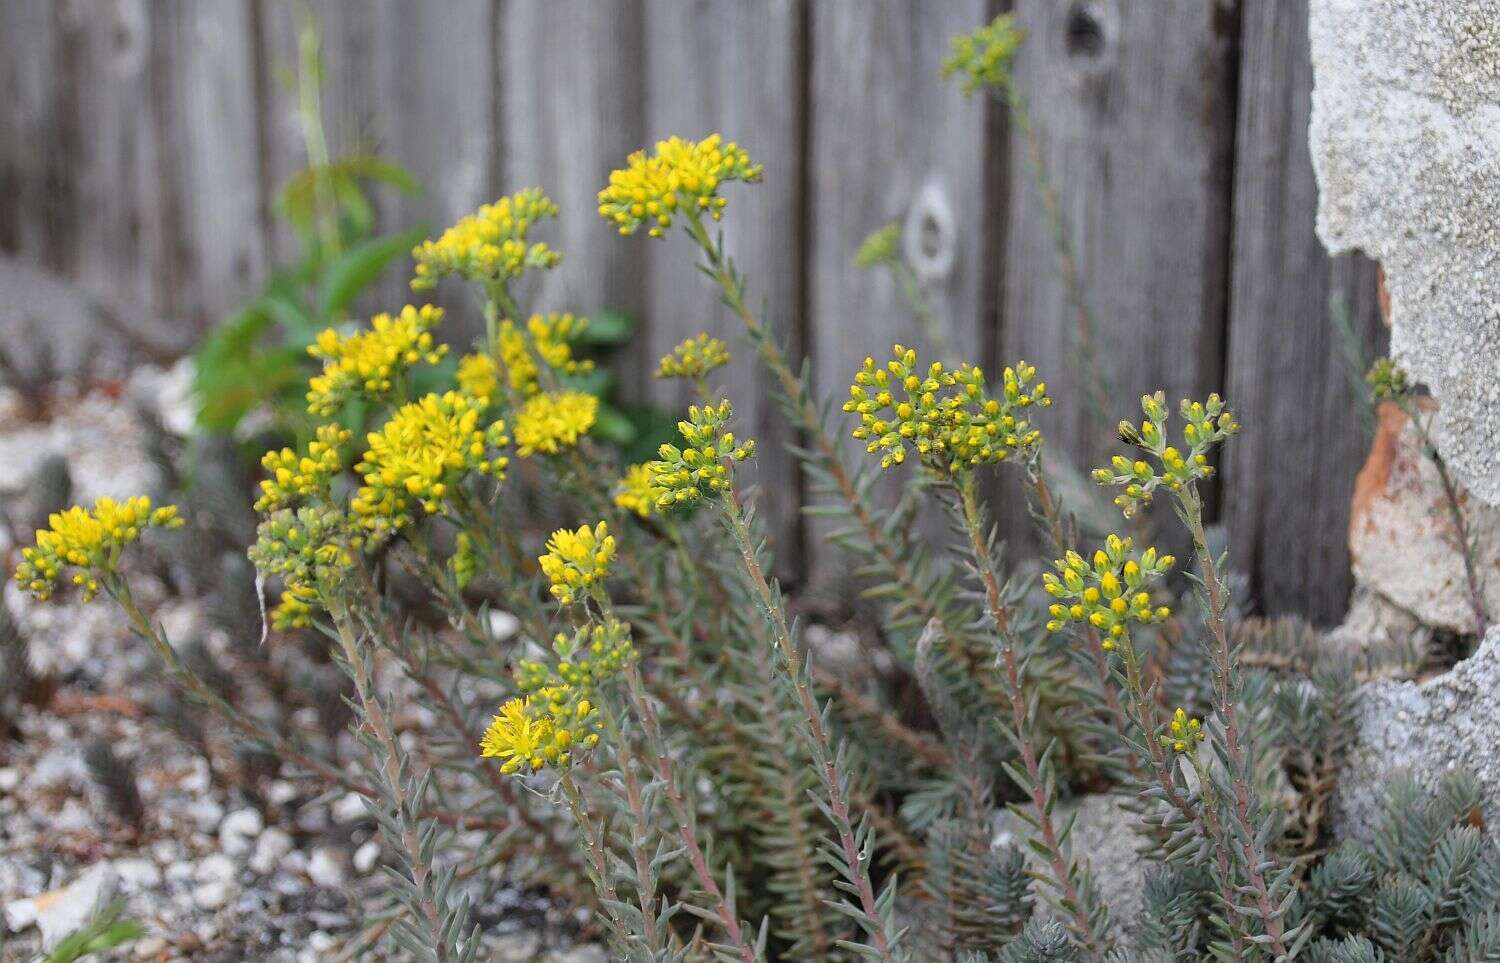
[17,17,1496,963]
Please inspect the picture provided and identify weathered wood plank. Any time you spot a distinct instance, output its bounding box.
[804,0,994,584]
[1223,0,1386,624]
[998,0,1238,545]
[158,1,266,329]
[499,1,646,350]
[639,0,807,571]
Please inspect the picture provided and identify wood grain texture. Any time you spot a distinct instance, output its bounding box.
[1223,0,1386,625]
[804,0,995,584]
[998,0,1238,544]
[500,1,646,351]
[639,0,807,573]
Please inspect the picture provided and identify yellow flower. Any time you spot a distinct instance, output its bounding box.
[613,463,658,519]
[538,522,615,605]
[14,497,183,602]
[411,189,561,292]
[270,587,317,631]
[942,14,1024,96]
[456,351,500,404]
[480,697,556,774]
[843,344,1049,472]
[854,222,902,268]
[351,391,510,537]
[598,134,761,238]
[498,313,595,397]
[648,400,755,510]
[1161,708,1205,754]
[255,424,351,512]
[513,391,597,457]
[656,334,730,381]
[1041,534,1174,649]
[1091,392,1239,518]
[305,305,448,416]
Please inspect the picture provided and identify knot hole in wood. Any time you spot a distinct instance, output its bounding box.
[902,181,957,283]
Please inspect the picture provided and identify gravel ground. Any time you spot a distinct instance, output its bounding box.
[0,372,601,962]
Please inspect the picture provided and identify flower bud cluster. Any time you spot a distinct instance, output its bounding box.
[1091,391,1239,518]
[844,344,1049,472]
[656,334,730,381]
[539,522,616,606]
[647,401,755,510]
[1042,533,1174,650]
[598,134,761,238]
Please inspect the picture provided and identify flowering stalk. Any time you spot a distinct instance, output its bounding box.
[326,594,464,963]
[1179,487,1289,958]
[953,472,1110,956]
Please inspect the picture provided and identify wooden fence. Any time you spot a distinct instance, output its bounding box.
[0,0,1386,623]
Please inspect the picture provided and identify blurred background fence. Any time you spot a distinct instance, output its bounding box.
[0,0,1385,623]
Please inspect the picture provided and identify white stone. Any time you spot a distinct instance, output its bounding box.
[218,807,264,857]
[8,863,119,951]
[184,798,224,834]
[192,880,233,910]
[194,854,236,886]
[1335,627,1500,840]
[486,609,521,641]
[332,792,368,824]
[113,858,162,892]
[353,840,380,874]
[0,768,20,793]
[266,780,300,806]
[306,848,346,889]
[249,827,296,876]
[1309,0,1500,506]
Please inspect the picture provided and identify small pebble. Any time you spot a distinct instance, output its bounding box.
[219,808,264,856]
[352,840,380,874]
[249,827,295,876]
[306,848,345,888]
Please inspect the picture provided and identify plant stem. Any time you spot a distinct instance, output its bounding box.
[327,599,449,963]
[557,769,628,943]
[720,484,897,963]
[1404,401,1490,637]
[620,662,759,963]
[1180,486,1288,958]
[953,473,1108,956]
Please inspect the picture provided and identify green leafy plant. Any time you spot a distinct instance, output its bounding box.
[13,18,1466,963]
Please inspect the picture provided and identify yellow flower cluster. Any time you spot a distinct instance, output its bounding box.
[456,352,500,404]
[656,334,731,381]
[844,345,1049,471]
[854,222,902,269]
[351,391,510,536]
[255,424,351,512]
[1091,392,1239,518]
[1041,534,1174,650]
[613,463,659,519]
[942,13,1024,96]
[498,313,595,397]
[486,619,636,773]
[481,697,568,775]
[538,522,615,605]
[1161,708,1205,754]
[1366,357,1411,401]
[513,390,597,457]
[410,188,561,292]
[598,134,762,238]
[648,401,755,510]
[14,497,182,602]
[248,506,355,629]
[305,305,448,416]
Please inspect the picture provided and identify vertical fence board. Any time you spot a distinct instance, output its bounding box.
[160,1,266,329]
[0,1,64,263]
[999,0,1238,544]
[639,0,807,571]
[1223,0,1384,625]
[500,1,646,355]
[804,0,994,584]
